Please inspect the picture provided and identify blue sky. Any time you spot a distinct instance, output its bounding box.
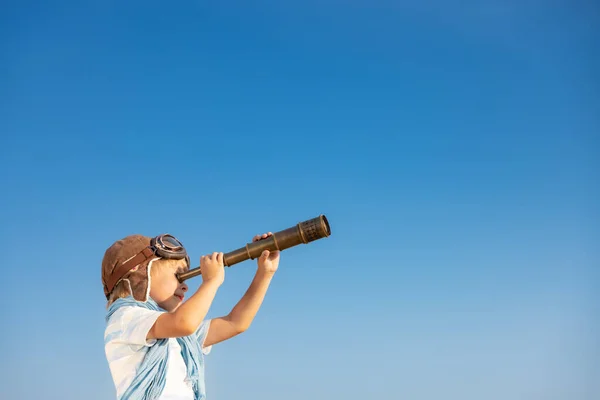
[1,1,598,399]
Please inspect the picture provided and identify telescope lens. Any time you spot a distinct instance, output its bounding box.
[298,214,331,243]
[322,215,331,236]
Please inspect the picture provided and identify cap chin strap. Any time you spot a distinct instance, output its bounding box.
[104,247,155,299]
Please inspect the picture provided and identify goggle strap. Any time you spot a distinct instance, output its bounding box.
[105,247,155,298]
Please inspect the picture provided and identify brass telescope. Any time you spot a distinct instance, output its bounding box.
[176,214,331,282]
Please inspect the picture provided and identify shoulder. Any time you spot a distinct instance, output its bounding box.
[105,305,165,348]
[105,305,153,330]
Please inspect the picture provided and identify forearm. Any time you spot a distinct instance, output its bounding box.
[228,271,274,331]
[174,280,221,333]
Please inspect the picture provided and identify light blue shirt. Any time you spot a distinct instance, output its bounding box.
[104,297,212,399]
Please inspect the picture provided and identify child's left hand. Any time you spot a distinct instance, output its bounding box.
[253,232,280,275]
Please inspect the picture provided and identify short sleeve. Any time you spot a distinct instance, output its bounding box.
[195,319,213,355]
[114,306,165,347]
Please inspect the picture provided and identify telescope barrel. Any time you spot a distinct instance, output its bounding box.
[176,214,331,282]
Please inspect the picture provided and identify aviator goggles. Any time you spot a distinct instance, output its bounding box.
[104,234,191,299]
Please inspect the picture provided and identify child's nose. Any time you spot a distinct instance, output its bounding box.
[180,283,188,292]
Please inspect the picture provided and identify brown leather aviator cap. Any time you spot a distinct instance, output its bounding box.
[102,234,157,302]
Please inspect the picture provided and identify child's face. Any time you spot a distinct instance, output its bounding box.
[149,260,189,312]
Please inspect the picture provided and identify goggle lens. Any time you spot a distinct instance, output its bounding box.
[161,235,183,250]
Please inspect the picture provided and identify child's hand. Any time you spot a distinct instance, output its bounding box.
[200,252,225,285]
[254,232,280,275]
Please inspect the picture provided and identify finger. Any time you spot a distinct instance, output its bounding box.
[253,235,261,242]
[212,252,218,260]
[260,250,270,259]
[217,252,224,263]
[268,250,280,259]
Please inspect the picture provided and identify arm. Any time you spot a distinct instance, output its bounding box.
[148,279,221,339]
[204,270,274,346]
[148,252,225,340]
[204,233,279,347]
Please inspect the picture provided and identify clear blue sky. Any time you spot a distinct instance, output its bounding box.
[1,1,598,399]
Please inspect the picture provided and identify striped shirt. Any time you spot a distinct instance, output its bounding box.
[104,305,212,399]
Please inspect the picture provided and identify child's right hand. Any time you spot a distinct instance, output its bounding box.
[200,252,225,285]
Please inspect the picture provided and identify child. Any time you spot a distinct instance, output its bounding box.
[101,231,279,400]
